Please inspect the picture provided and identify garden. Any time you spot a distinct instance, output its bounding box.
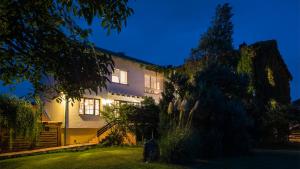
[0,1,299,169]
[99,3,300,165]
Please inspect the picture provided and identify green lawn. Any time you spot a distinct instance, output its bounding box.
[0,147,299,169]
[0,147,186,169]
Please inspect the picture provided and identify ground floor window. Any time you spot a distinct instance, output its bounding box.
[79,98,100,115]
[113,100,140,107]
[102,99,140,117]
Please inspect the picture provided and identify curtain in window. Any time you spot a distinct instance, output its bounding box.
[150,76,157,89]
[95,99,100,115]
[85,99,94,115]
[112,69,120,83]
[120,70,128,84]
[145,74,150,88]
[79,98,100,115]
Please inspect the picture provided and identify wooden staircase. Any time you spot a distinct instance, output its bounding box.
[88,122,116,144]
[36,131,58,148]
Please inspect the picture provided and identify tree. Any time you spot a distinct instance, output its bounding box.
[133,97,160,141]
[0,0,133,100]
[159,3,253,160]
[102,97,160,143]
[191,62,252,157]
[188,3,234,62]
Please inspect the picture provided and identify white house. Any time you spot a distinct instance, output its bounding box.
[42,48,164,145]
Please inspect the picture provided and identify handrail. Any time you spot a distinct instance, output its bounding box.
[96,121,117,137]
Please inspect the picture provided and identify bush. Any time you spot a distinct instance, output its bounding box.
[102,97,159,143]
[138,97,160,140]
[258,104,292,145]
[159,128,198,164]
[99,128,125,147]
[0,94,41,151]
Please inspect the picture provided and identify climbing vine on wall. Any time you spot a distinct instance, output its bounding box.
[237,46,255,95]
[238,41,292,109]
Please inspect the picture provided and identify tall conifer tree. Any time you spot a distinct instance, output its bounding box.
[190,3,234,61]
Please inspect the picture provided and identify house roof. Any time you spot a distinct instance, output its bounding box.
[250,40,293,80]
[95,47,158,66]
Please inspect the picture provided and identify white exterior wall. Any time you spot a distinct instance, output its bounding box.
[108,56,145,97]
[43,55,164,129]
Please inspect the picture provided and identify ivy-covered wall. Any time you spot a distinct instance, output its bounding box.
[238,40,292,110]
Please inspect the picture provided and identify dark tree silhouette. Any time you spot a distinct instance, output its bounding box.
[0,0,133,100]
[189,3,234,61]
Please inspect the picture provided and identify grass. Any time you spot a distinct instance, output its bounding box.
[0,147,186,169]
[0,147,299,169]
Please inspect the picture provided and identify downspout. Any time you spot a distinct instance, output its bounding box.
[64,97,69,146]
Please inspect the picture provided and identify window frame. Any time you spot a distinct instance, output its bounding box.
[145,74,151,88]
[79,98,101,116]
[144,74,160,90]
[114,100,140,107]
[112,68,128,85]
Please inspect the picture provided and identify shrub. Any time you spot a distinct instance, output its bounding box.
[159,127,198,164]
[138,97,160,140]
[0,94,41,151]
[194,95,253,157]
[258,104,293,145]
[102,97,159,143]
[99,128,125,147]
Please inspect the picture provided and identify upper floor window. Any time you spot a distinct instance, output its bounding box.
[79,98,100,115]
[145,74,160,90]
[112,68,128,84]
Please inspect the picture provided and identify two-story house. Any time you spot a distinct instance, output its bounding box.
[42,48,164,146]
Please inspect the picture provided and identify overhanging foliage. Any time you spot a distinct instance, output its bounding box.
[0,0,133,100]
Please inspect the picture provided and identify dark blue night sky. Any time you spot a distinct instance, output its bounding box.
[1,0,299,100]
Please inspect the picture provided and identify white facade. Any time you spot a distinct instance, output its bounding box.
[43,53,164,130]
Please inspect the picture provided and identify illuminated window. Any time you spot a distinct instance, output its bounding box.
[145,74,160,90]
[114,100,140,107]
[151,76,156,89]
[95,99,100,115]
[120,70,128,84]
[79,98,100,115]
[79,99,84,114]
[112,69,120,83]
[112,68,128,84]
[145,75,151,88]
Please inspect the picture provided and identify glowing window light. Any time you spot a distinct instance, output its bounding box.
[79,98,100,115]
[102,98,114,106]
